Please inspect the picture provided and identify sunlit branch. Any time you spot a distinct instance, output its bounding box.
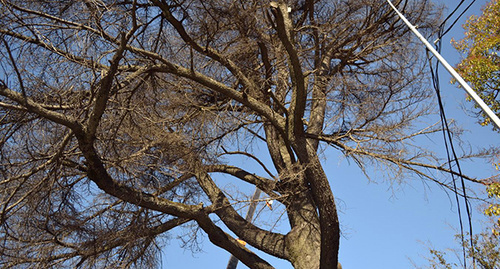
[205,164,276,195]
[195,172,288,260]
[0,85,81,130]
[218,150,277,179]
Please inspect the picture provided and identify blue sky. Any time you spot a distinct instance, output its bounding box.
[160,1,499,268]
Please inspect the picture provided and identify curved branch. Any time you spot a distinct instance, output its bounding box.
[74,132,204,219]
[195,172,288,260]
[0,84,81,130]
[218,150,277,179]
[195,213,275,269]
[205,164,276,195]
[145,63,286,132]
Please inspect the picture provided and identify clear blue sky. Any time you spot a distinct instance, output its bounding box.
[161,1,498,268]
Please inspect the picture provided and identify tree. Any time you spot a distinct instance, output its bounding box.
[422,156,500,269]
[485,160,500,235]
[0,0,493,268]
[423,231,500,269]
[452,0,500,129]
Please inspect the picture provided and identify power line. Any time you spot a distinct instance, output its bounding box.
[432,2,480,268]
[388,0,500,128]
[385,1,490,268]
[437,0,476,39]
[428,51,471,268]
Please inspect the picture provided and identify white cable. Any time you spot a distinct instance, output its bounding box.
[386,0,500,130]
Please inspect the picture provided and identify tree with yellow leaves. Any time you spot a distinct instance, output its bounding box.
[485,161,500,235]
[453,0,500,129]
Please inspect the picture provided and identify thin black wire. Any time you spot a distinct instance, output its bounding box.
[429,1,479,267]
[438,0,477,39]
[428,52,469,268]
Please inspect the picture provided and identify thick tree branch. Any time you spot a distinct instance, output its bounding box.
[292,142,340,269]
[0,84,81,130]
[305,0,328,152]
[195,172,288,260]
[270,2,307,139]
[144,63,286,132]
[74,132,204,219]
[195,213,275,269]
[205,164,276,195]
[218,150,276,179]
[307,56,330,151]
[86,33,128,139]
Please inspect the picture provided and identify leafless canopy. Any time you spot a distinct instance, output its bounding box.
[0,0,490,268]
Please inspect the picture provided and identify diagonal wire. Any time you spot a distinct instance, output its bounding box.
[428,50,471,268]
[438,0,477,39]
[429,1,480,267]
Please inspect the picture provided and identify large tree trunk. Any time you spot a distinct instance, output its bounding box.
[283,189,321,268]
